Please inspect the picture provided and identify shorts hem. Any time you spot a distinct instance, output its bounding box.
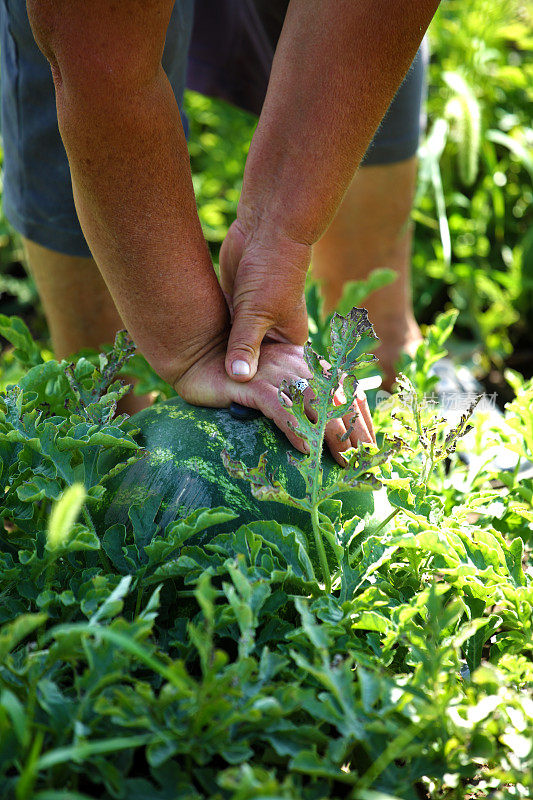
[3,199,92,258]
[361,138,420,167]
[187,59,263,116]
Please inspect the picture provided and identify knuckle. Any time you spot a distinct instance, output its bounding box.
[233,297,273,319]
[234,304,275,327]
[229,341,258,359]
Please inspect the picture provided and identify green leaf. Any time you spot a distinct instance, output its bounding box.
[486,129,533,183]
[336,270,397,316]
[0,613,47,661]
[290,749,358,784]
[34,793,98,800]
[64,524,101,552]
[164,506,238,544]
[47,483,86,549]
[463,614,503,673]
[0,689,29,747]
[34,793,97,800]
[0,314,44,367]
[293,597,331,650]
[505,536,527,587]
[244,520,316,582]
[89,575,132,625]
[102,524,139,574]
[49,622,188,688]
[351,611,392,634]
[357,668,382,714]
[36,734,154,770]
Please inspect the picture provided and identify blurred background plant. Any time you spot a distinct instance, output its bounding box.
[0,0,531,398]
[414,0,533,391]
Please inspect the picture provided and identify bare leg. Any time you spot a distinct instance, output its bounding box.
[22,237,149,414]
[312,157,422,390]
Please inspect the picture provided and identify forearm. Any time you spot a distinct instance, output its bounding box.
[28,1,228,385]
[240,0,439,245]
[61,71,228,383]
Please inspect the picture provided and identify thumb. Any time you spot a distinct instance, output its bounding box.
[225,307,272,381]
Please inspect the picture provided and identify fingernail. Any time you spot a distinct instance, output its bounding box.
[232,359,250,376]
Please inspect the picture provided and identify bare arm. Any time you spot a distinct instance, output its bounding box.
[26,0,375,457]
[27,0,228,386]
[243,0,440,242]
[221,0,440,377]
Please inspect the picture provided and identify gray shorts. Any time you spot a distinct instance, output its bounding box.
[0,0,427,258]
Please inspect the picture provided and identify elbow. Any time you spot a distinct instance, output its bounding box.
[26,0,61,75]
[25,1,166,98]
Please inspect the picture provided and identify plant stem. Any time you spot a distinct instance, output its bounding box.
[134,586,144,618]
[511,455,522,485]
[311,503,331,594]
[372,507,400,537]
[36,499,49,530]
[515,483,533,505]
[81,505,95,534]
[350,716,431,795]
[348,507,400,567]
[306,374,335,593]
[82,506,111,571]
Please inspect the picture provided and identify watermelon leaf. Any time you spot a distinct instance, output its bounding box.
[223,307,388,593]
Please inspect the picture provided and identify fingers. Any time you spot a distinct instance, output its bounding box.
[345,406,374,448]
[284,374,375,464]
[324,417,355,467]
[222,290,234,321]
[298,378,373,466]
[224,296,309,383]
[242,382,310,455]
[355,391,376,444]
[223,344,376,462]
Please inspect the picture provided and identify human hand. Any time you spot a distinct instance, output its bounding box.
[219,214,310,382]
[174,336,375,467]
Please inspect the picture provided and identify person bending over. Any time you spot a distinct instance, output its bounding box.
[1,0,439,460]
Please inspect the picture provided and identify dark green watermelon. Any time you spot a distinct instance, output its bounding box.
[97,396,388,545]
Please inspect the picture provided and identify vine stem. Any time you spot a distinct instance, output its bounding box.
[372,507,400,537]
[304,375,337,594]
[134,586,144,618]
[81,505,96,534]
[311,504,331,594]
[82,505,112,571]
[350,715,432,796]
[348,507,401,568]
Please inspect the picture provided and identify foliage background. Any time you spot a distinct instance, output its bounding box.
[0,2,532,799]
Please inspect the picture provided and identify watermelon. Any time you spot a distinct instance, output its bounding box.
[97,396,388,548]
